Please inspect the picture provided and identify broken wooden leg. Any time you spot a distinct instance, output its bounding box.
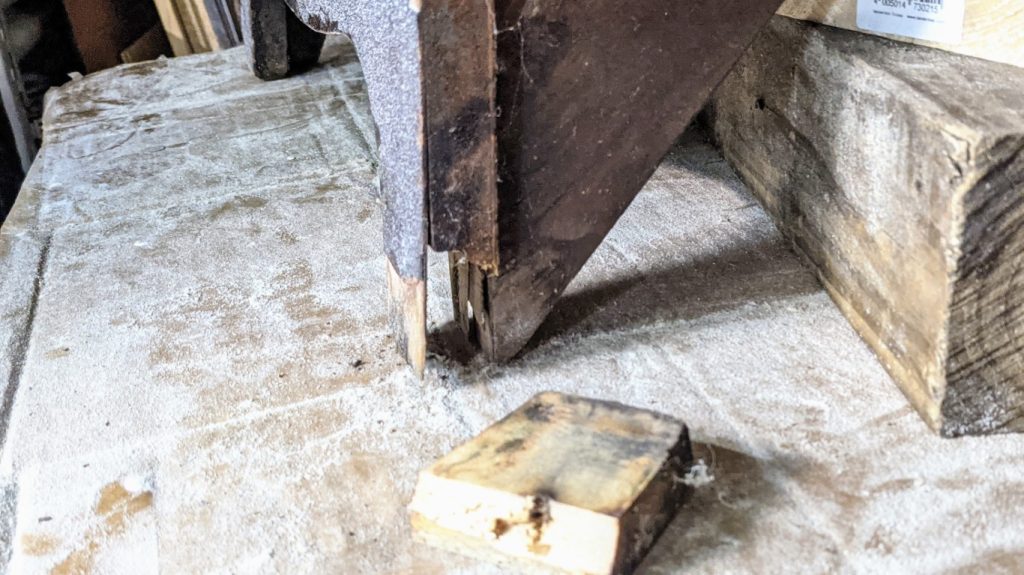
[243,0,784,370]
[242,0,498,374]
[410,392,694,575]
[457,0,786,361]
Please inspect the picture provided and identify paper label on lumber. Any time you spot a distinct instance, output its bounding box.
[856,0,965,42]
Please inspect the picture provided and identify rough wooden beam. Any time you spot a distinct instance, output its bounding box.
[708,17,1024,436]
[409,392,693,575]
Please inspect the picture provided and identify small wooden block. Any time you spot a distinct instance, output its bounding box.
[409,392,693,575]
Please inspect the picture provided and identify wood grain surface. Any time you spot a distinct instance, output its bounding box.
[778,0,1024,68]
[410,392,693,575]
[709,17,1024,435]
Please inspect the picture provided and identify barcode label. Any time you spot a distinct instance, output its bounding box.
[856,0,965,43]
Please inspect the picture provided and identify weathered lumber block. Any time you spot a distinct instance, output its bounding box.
[708,17,1024,436]
[409,392,693,574]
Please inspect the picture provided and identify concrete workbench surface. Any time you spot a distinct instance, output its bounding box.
[0,41,1021,574]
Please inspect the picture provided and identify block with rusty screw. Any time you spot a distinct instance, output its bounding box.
[410,392,694,574]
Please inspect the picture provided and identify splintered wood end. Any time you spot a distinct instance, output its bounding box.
[386,259,426,378]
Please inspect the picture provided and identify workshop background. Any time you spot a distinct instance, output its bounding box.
[0,0,1022,573]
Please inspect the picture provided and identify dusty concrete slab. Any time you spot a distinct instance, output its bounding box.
[0,40,1021,574]
[0,169,388,471]
[10,450,159,574]
[34,42,376,233]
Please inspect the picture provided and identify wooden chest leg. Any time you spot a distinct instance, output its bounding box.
[459,0,786,360]
[242,0,786,368]
[241,0,325,80]
[241,0,498,374]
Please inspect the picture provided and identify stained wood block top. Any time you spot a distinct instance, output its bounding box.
[410,392,693,574]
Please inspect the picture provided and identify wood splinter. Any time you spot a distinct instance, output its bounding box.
[387,259,426,378]
[410,392,695,574]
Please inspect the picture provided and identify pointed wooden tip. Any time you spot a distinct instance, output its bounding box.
[387,259,427,378]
